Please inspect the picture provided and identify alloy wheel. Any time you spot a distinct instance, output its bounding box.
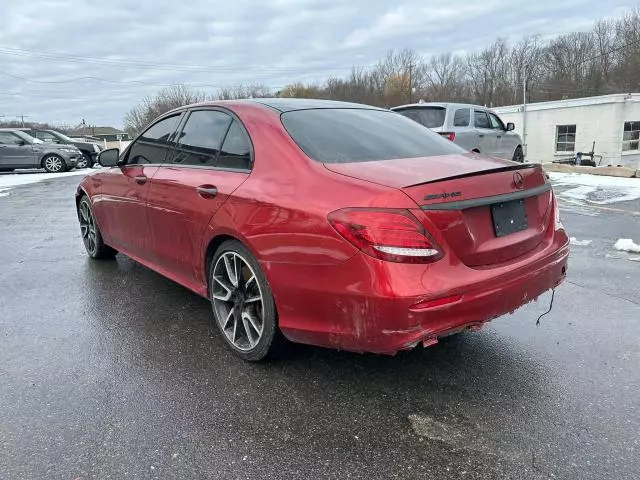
[44,155,63,172]
[78,201,97,255]
[77,155,89,169]
[211,251,265,351]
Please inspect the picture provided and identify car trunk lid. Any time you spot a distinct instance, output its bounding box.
[324,154,552,267]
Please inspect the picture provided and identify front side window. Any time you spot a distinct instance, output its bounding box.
[556,125,576,152]
[395,107,446,128]
[453,108,470,127]
[217,120,252,170]
[0,132,23,145]
[623,121,640,151]
[474,110,491,129]
[488,113,506,130]
[281,108,464,164]
[126,114,182,165]
[171,110,232,167]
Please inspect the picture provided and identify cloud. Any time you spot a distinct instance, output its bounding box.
[0,0,636,127]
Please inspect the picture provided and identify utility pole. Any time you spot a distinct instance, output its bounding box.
[522,69,527,157]
[408,63,413,104]
[19,114,28,127]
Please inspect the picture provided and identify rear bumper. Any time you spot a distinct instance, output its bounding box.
[270,228,569,354]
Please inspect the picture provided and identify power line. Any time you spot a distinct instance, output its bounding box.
[0,46,372,74]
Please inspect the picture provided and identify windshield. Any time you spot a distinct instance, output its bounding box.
[52,131,76,142]
[12,130,40,144]
[281,108,464,164]
[395,107,446,128]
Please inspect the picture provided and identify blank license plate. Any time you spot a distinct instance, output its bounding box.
[491,199,528,237]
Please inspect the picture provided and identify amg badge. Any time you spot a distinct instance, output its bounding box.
[424,191,462,201]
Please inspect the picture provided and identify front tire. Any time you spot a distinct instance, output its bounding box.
[512,146,524,163]
[42,154,67,173]
[209,240,281,361]
[77,196,117,259]
[77,154,92,169]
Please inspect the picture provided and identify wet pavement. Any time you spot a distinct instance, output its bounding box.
[0,173,639,480]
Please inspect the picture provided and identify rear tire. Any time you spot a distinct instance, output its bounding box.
[512,146,524,163]
[42,154,67,173]
[77,196,117,260]
[209,240,283,361]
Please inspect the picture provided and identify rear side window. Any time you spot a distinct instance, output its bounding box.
[453,108,470,127]
[217,120,252,170]
[171,110,232,166]
[396,107,446,128]
[281,108,464,164]
[474,110,491,129]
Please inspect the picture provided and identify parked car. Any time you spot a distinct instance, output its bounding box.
[0,128,81,172]
[391,102,525,162]
[20,128,102,168]
[76,99,568,361]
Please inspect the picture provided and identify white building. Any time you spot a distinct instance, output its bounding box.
[493,93,640,168]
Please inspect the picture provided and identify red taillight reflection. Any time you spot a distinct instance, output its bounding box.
[328,208,443,263]
[439,132,456,142]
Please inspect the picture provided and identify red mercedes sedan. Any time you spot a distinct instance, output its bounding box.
[76,99,569,361]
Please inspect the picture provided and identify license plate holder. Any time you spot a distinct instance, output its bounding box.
[491,199,528,237]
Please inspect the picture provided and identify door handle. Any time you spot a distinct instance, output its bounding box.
[478,134,485,138]
[197,185,218,198]
[496,135,502,138]
[134,175,147,185]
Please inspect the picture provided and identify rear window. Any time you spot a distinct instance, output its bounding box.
[395,107,446,128]
[281,108,464,164]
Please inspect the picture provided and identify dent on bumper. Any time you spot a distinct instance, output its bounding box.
[278,242,569,355]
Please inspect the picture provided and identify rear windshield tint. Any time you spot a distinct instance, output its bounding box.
[281,108,464,164]
[395,107,446,128]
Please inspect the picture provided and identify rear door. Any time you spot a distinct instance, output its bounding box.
[145,108,251,285]
[92,113,183,258]
[473,110,498,156]
[0,132,37,168]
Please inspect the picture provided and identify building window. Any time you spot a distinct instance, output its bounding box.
[556,125,576,152]
[623,121,640,151]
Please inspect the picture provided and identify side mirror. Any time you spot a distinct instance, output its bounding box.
[17,140,27,146]
[98,148,120,167]
[506,122,515,131]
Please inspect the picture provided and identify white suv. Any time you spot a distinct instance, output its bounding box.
[391,102,524,162]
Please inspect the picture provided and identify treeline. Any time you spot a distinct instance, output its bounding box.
[124,8,640,135]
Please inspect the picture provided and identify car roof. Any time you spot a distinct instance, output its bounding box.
[0,128,23,132]
[391,102,485,110]
[170,98,385,115]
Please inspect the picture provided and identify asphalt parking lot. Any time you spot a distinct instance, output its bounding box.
[1,173,639,480]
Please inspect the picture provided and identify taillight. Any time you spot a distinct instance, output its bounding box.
[552,192,563,229]
[439,132,456,142]
[328,208,443,263]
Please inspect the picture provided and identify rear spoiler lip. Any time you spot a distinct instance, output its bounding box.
[406,163,540,188]
[421,183,552,211]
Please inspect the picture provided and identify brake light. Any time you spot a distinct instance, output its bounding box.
[328,208,443,263]
[552,192,564,229]
[439,132,456,142]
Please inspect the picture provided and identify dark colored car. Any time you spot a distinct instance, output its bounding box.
[0,128,81,172]
[76,99,569,361]
[22,129,102,168]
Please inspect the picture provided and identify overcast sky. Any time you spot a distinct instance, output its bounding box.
[0,0,637,128]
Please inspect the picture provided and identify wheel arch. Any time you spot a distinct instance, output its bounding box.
[204,233,259,295]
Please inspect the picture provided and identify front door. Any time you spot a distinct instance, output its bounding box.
[146,109,252,286]
[0,132,37,168]
[92,113,183,259]
[473,110,498,156]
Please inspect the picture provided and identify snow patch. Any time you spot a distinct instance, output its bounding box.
[0,169,92,196]
[570,237,592,246]
[614,238,640,253]
[550,172,640,205]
